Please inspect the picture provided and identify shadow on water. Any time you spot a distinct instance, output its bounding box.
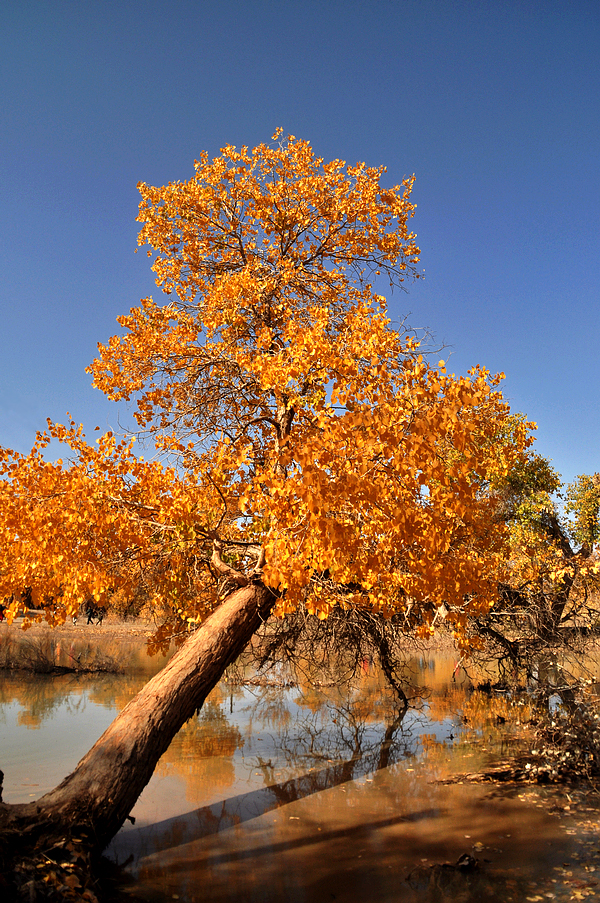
[111,707,434,865]
[109,767,584,903]
[112,765,441,858]
[2,632,600,902]
[105,677,592,903]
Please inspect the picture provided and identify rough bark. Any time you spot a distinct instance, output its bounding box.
[0,580,275,856]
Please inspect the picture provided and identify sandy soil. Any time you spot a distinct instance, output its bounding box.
[2,614,460,653]
[2,614,156,644]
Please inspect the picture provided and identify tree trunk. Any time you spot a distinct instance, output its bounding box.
[0,581,275,858]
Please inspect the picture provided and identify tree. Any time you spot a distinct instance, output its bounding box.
[0,133,530,894]
[473,452,600,677]
[565,472,600,551]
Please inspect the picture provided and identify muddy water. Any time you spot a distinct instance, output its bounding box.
[1,632,599,902]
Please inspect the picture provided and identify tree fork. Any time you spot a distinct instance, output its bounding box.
[0,581,276,854]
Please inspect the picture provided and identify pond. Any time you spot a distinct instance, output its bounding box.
[1,627,600,902]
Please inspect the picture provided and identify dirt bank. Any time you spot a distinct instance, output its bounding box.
[2,614,156,643]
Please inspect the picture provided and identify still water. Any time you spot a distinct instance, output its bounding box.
[1,630,599,902]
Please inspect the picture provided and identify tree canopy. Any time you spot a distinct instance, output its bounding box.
[1,135,566,896]
[0,132,533,647]
[472,450,600,672]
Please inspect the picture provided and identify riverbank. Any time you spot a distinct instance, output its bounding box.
[2,617,600,902]
[0,614,460,673]
[2,613,155,641]
[0,616,157,674]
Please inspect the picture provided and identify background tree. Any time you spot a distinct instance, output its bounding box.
[473,452,600,677]
[565,472,600,551]
[0,134,531,891]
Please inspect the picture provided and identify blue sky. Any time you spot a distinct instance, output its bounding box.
[2,0,599,485]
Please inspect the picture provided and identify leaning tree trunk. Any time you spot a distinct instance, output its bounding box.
[0,581,275,883]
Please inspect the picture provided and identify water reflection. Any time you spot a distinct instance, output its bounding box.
[1,644,595,902]
[114,697,416,864]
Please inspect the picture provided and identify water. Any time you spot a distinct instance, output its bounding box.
[1,630,599,902]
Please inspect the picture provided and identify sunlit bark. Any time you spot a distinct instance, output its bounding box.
[0,582,275,854]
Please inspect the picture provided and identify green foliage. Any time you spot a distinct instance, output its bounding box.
[565,473,600,550]
[493,447,562,532]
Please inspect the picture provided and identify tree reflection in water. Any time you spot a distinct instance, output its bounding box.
[111,672,428,864]
[3,645,591,901]
[107,670,586,903]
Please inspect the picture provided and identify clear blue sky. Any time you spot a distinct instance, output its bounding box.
[2,0,599,485]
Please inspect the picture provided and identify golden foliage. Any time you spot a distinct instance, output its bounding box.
[0,133,533,645]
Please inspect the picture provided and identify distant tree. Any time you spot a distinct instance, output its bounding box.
[0,133,530,893]
[565,472,600,550]
[473,451,600,675]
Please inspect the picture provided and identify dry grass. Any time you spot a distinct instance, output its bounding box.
[0,630,123,674]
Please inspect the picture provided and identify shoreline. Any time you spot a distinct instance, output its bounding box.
[1,615,461,654]
[1,615,156,642]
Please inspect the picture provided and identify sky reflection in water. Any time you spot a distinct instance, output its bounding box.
[0,638,595,902]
